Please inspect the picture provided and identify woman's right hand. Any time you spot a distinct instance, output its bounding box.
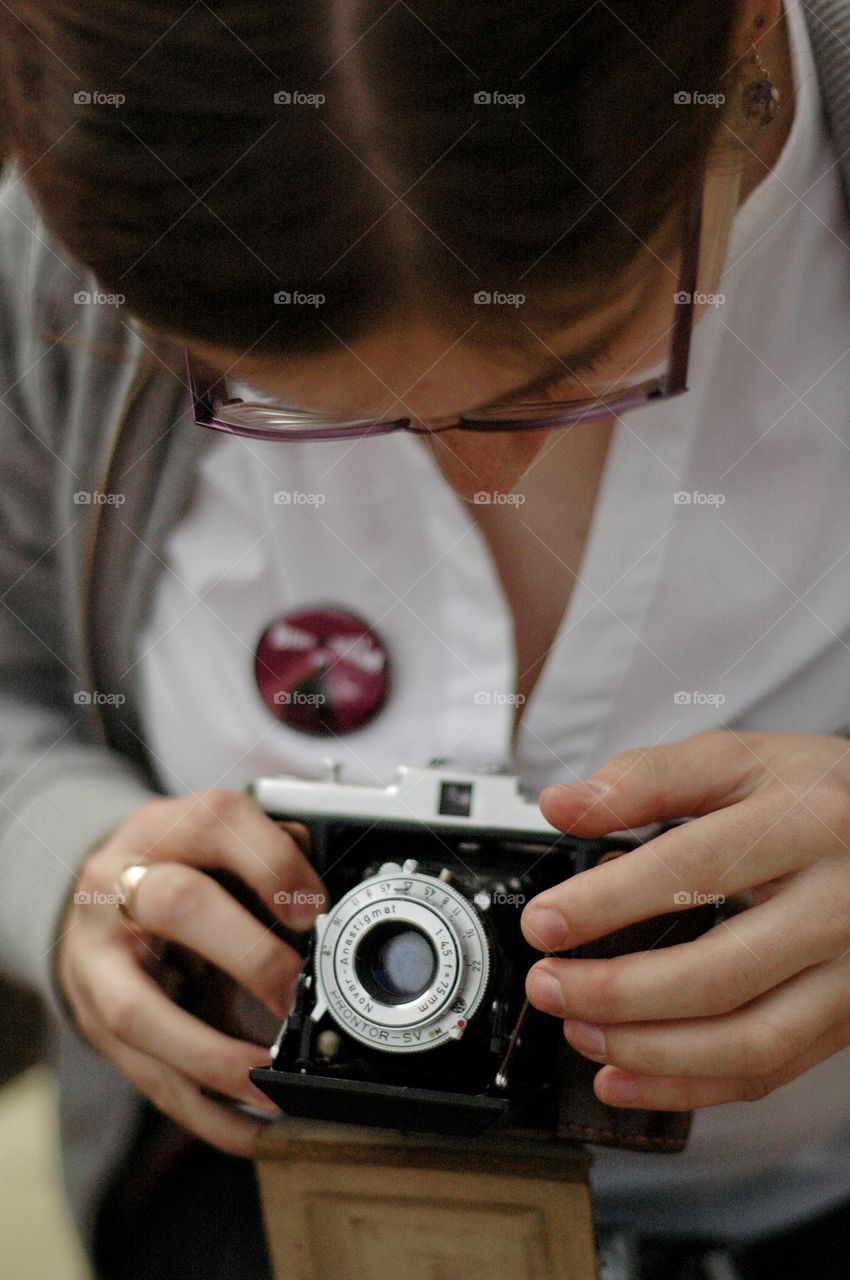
[56,788,328,1157]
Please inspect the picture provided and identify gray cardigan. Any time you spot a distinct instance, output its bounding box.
[1,0,849,1254]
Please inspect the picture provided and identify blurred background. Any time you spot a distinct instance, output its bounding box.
[0,975,91,1279]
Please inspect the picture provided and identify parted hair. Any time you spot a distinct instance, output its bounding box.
[0,0,741,357]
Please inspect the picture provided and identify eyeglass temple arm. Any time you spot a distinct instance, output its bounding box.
[184,349,232,422]
[666,167,705,396]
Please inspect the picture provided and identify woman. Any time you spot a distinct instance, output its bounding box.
[0,0,849,1276]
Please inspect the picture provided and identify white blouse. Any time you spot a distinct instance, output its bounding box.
[137,0,850,1241]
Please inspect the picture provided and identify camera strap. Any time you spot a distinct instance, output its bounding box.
[555,901,719,1152]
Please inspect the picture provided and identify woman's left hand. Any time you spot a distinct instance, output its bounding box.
[521,730,850,1111]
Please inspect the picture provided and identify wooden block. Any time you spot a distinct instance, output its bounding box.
[255,1118,597,1280]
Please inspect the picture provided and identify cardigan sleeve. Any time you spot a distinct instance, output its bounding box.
[0,165,157,1023]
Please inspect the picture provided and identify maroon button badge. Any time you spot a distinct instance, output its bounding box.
[254,606,390,735]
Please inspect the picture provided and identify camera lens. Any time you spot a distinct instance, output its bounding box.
[355,922,438,1004]
[315,870,491,1051]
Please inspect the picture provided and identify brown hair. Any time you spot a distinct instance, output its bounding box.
[0,1,742,358]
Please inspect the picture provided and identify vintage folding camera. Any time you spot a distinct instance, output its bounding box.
[246,758,656,1139]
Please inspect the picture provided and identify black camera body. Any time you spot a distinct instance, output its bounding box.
[248,759,642,1138]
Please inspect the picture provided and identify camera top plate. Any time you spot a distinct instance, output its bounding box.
[250,758,563,837]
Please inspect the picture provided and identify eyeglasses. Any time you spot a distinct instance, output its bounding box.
[184,167,704,443]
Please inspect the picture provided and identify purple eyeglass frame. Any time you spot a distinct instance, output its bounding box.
[184,169,703,443]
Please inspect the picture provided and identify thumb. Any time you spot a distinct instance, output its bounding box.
[539,731,760,835]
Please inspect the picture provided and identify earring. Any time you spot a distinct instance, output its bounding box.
[742,41,780,126]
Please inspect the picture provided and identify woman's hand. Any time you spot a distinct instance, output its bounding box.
[57,788,327,1156]
[521,730,850,1112]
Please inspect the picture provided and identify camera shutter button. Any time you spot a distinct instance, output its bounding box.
[377,859,419,875]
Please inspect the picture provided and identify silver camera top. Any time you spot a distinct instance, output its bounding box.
[249,757,560,836]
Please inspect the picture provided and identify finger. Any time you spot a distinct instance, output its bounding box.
[591,1012,850,1111]
[274,820,311,855]
[597,848,631,865]
[88,948,279,1113]
[124,790,328,927]
[125,862,303,1017]
[521,786,810,951]
[560,952,850,1078]
[526,871,842,1023]
[98,1028,267,1157]
[537,730,767,837]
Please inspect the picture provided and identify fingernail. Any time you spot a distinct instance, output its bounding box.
[601,1075,639,1105]
[268,995,290,1021]
[524,905,569,949]
[541,780,609,803]
[247,1090,279,1115]
[529,970,565,1014]
[286,909,318,930]
[284,974,300,1006]
[564,1020,607,1060]
[285,888,326,929]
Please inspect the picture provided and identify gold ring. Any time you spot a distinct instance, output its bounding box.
[114,862,152,930]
